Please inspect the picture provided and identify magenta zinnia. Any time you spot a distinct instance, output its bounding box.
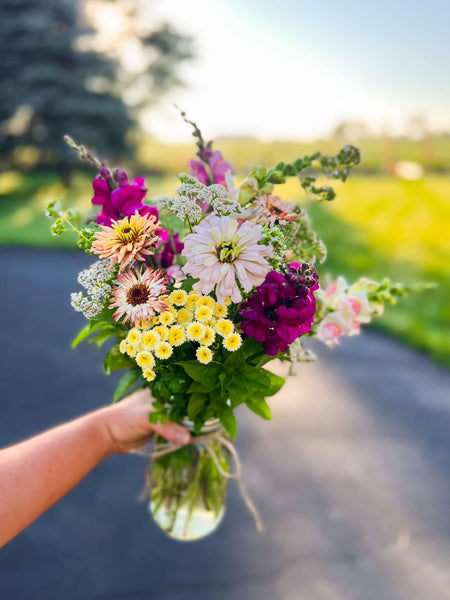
[92,213,160,271]
[110,267,168,326]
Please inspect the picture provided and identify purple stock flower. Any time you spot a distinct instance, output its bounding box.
[240,265,319,356]
[91,170,159,226]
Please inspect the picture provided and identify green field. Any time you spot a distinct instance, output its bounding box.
[0,169,448,366]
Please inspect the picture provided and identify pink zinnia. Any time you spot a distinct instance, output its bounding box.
[109,267,168,327]
[182,215,272,304]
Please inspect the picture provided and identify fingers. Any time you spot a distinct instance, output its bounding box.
[151,421,191,445]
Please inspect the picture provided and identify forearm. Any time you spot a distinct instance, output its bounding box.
[0,408,113,548]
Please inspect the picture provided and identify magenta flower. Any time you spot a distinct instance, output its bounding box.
[158,233,184,268]
[91,170,158,226]
[240,265,319,356]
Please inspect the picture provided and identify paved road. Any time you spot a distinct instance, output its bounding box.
[1,248,449,600]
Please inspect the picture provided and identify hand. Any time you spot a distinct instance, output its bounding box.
[98,389,191,454]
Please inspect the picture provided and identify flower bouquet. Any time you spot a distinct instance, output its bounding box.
[47,115,422,541]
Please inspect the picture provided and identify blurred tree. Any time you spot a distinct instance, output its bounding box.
[80,0,193,122]
[0,0,134,175]
[0,0,192,176]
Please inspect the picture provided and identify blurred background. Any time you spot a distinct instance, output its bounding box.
[0,0,449,365]
[1,2,450,598]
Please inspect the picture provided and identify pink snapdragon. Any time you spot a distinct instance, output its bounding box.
[316,277,374,347]
[189,149,233,188]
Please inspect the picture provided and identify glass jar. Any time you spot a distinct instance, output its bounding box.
[149,419,233,541]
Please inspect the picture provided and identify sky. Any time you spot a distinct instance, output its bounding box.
[144,0,450,142]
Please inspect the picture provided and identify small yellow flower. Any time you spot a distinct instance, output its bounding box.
[168,325,186,346]
[119,339,127,354]
[155,341,173,360]
[177,308,192,324]
[153,325,168,341]
[195,305,213,322]
[126,343,137,357]
[214,303,227,318]
[186,322,206,341]
[142,368,156,382]
[141,330,161,349]
[196,346,213,364]
[160,311,175,326]
[169,289,188,306]
[216,319,234,337]
[152,316,161,325]
[136,351,155,369]
[224,297,231,306]
[200,326,215,347]
[127,328,141,346]
[196,296,215,309]
[223,332,242,351]
[186,292,200,308]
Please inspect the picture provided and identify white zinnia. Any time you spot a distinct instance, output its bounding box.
[182,215,272,304]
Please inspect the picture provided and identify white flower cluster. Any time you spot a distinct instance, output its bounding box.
[70,292,103,319]
[78,260,112,301]
[70,260,113,319]
[288,338,317,375]
[158,173,242,225]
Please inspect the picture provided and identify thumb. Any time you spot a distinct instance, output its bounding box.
[151,421,191,445]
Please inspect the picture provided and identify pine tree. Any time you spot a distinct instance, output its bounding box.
[0,0,133,171]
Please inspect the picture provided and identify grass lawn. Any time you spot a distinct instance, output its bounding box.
[0,170,448,366]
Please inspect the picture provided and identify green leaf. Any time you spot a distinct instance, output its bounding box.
[90,306,116,325]
[264,369,285,396]
[246,395,272,420]
[227,380,246,408]
[113,368,141,402]
[187,393,208,420]
[177,361,222,391]
[237,365,270,390]
[88,325,119,347]
[217,403,237,438]
[71,321,103,348]
[104,344,135,375]
[188,381,207,394]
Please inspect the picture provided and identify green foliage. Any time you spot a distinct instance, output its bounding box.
[71,321,104,348]
[46,199,95,253]
[113,368,142,403]
[104,343,135,375]
[172,338,285,436]
[245,145,361,202]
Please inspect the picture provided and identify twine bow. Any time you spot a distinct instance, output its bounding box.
[136,429,264,533]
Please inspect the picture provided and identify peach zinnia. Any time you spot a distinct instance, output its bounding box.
[110,266,168,326]
[92,213,160,271]
[253,193,298,227]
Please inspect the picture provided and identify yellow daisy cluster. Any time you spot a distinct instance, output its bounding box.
[118,290,242,381]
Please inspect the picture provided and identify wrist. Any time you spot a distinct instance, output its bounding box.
[87,406,121,457]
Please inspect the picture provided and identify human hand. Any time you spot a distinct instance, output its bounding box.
[98,388,191,454]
